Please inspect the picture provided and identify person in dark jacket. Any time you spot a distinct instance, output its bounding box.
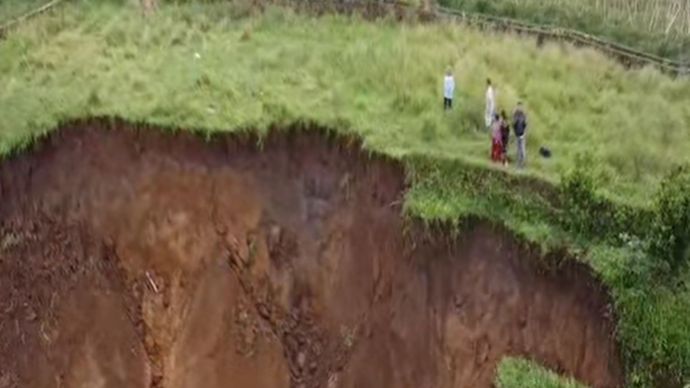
[513,102,528,168]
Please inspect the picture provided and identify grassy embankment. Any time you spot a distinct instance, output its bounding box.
[439,0,690,63]
[0,1,689,386]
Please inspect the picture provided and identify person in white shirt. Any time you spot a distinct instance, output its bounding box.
[443,69,455,111]
[485,78,496,130]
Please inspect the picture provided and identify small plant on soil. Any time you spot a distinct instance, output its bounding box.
[495,357,588,388]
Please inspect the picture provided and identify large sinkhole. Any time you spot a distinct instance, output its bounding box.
[0,120,623,388]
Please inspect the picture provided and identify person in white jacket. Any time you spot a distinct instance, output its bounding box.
[485,78,496,130]
[443,69,455,111]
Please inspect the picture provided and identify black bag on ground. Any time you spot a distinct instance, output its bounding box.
[539,146,552,158]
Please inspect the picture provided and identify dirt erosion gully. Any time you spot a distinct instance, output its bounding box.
[0,119,623,388]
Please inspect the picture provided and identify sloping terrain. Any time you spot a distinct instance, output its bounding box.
[0,120,622,388]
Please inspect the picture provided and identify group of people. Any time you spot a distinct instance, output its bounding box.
[443,71,528,168]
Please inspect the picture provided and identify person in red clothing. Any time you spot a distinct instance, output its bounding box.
[500,110,510,165]
[490,113,503,163]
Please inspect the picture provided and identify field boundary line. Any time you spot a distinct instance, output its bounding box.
[434,4,687,75]
[0,0,68,39]
[1,0,686,76]
[296,0,687,76]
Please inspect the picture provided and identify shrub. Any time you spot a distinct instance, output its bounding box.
[558,155,611,238]
[560,158,690,272]
[649,165,690,269]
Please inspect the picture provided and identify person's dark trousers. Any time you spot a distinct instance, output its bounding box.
[444,97,452,110]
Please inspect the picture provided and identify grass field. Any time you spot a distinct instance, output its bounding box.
[0,0,52,24]
[439,0,690,62]
[495,357,588,388]
[1,1,689,386]
[1,1,689,205]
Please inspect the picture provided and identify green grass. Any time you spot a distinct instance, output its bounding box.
[0,0,53,24]
[404,155,566,248]
[1,1,690,386]
[1,0,689,205]
[495,357,588,388]
[439,0,690,62]
[604,254,690,387]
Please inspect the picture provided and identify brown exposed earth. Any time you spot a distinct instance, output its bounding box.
[0,119,623,388]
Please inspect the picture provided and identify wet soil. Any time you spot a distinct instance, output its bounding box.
[0,119,624,388]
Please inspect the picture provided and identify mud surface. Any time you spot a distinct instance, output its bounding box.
[0,120,623,388]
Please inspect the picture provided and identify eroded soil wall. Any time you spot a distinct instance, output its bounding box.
[0,120,623,388]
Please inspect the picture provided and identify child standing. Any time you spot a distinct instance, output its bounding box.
[443,69,455,110]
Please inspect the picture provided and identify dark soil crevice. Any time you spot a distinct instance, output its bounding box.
[0,118,623,388]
